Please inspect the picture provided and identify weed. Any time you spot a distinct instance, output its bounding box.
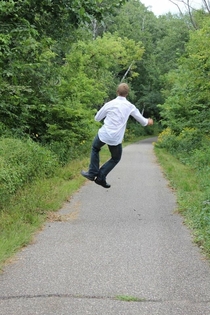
[115,295,145,302]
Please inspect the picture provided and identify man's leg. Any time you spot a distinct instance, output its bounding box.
[81,134,105,180]
[97,143,122,181]
[89,134,105,176]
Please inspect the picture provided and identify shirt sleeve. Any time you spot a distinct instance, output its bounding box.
[95,104,107,122]
[130,107,148,126]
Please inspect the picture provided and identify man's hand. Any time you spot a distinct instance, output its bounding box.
[147,118,154,126]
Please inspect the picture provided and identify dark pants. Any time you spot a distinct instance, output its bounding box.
[88,134,122,181]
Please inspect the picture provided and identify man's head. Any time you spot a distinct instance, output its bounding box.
[117,83,129,97]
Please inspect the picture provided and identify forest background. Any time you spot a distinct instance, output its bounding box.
[0,0,209,266]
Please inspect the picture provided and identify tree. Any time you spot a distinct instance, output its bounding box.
[45,33,144,144]
[107,0,190,119]
[0,0,128,139]
[169,0,210,29]
[159,17,210,135]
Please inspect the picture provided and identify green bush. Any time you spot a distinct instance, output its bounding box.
[124,120,157,142]
[155,127,179,153]
[189,144,210,171]
[0,138,59,208]
[47,139,92,165]
[157,127,209,157]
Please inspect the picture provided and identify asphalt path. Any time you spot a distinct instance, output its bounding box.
[0,137,210,315]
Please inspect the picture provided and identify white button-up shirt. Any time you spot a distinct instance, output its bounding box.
[95,96,148,145]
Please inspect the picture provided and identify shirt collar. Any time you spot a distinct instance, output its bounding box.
[117,96,126,100]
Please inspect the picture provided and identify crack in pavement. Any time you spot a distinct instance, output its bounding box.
[0,294,210,304]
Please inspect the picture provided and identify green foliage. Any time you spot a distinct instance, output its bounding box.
[0,138,58,208]
[159,17,210,133]
[124,119,157,141]
[156,127,210,167]
[60,33,144,105]
[0,10,58,138]
[189,144,210,171]
[157,127,202,153]
[157,15,210,175]
[41,32,144,163]
[107,0,190,120]
[0,0,127,38]
[44,104,96,164]
[157,17,210,171]
[0,0,144,154]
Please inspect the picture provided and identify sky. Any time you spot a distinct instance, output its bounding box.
[140,0,203,16]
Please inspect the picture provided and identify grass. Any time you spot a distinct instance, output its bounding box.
[154,147,210,259]
[115,295,145,302]
[0,159,87,270]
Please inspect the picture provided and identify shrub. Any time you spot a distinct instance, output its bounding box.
[188,141,210,171]
[124,120,157,142]
[156,127,209,160]
[156,127,179,152]
[0,137,58,208]
[47,139,92,165]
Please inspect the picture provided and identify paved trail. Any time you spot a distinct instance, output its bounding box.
[0,138,210,315]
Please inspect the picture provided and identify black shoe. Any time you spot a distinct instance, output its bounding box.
[81,170,95,181]
[95,178,111,188]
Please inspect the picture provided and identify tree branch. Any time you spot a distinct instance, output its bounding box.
[186,0,198,29]
[121,61,134,82]
[169,0,184,15]
[202,0,210,13]
[169,0,198,29]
